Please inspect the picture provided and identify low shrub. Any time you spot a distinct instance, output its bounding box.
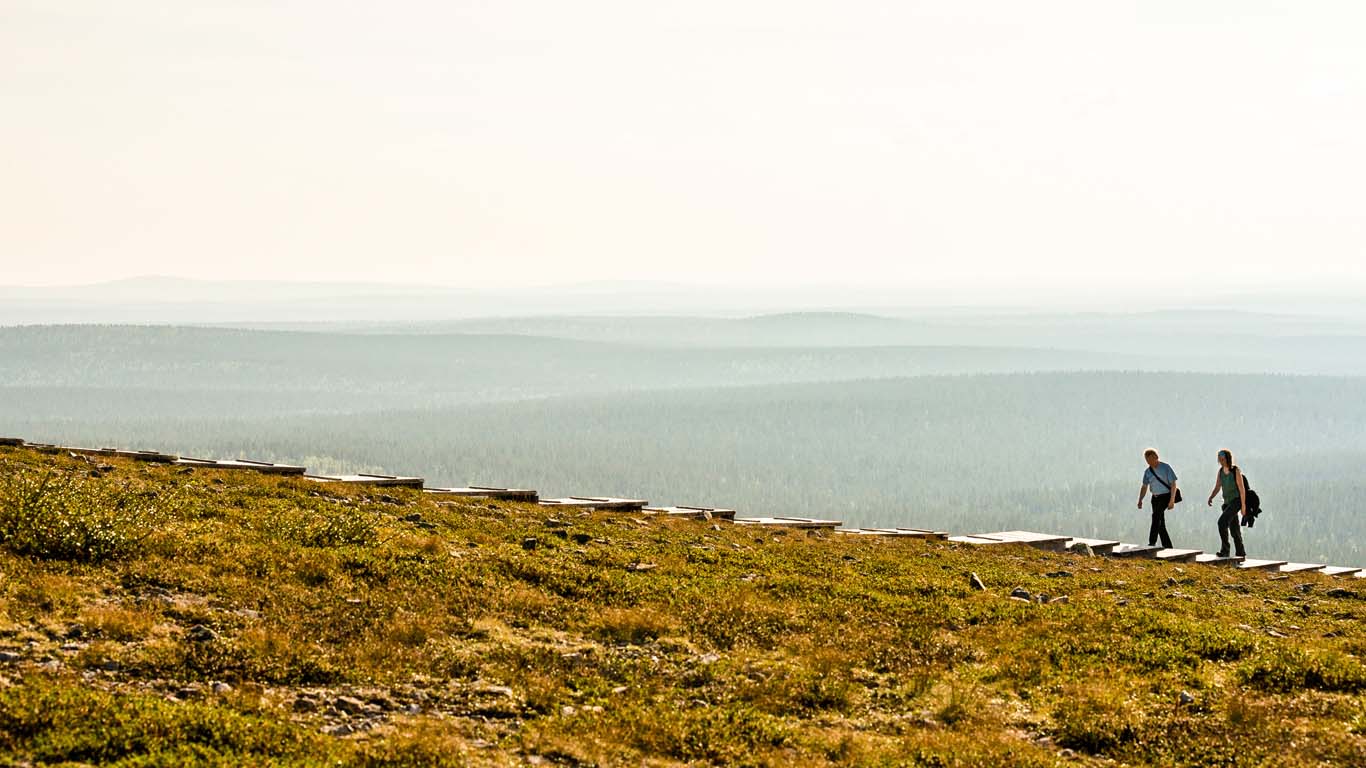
[0,464,167,563]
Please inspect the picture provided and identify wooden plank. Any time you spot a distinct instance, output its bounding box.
[974,531,1070,552]
[1066,537,1120,555]
[64,446,178,463]
[1277,562,1326,574]
[1238,558,1288,572]
[643,505,737,520]
[1194,554,1245,566]
[175,457,306,475]
[947,535,1010,545]
[425,486,539,502]
[835,527,947,538]
[1110,544,1163,559]
[539,496,648,511]
[1318,566,1362,577]
[733,516,842,529]
[1155,548,1203,563]
[305,473,425,489]
[0,437,24,447]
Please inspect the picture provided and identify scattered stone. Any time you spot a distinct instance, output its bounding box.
[1045,570,1073,578]
[544,519,570,529]
[376,494,402,505]
[1266,628,1287,638]
[476,684,516,699]
[1179,691,1195,706]
[1049,595,1070,604]
[1009,596,1032,604]
[612,685,628,695]
[400,513,424,523]
[521,537,539,550]
[1067,542,1095,557]
[1295,583,1314,594]
[1116,599,1129,607]
[211,681,232,694]
[186,625,217,643]
[628,562,658,572]
[1009,587,1032,600]
[969,572,986,591]
[551,529,568,540]
[177,687,201,700]
[1325,588,1357,599]
[0,651,20,663]
[322,723,355,737]
[1165,577,1178,587]
[1268,574,1289,581]
[571,532,592,544]
[335,695,368,715]
[561,705,577,717]
[293,696,319,712]
[64,625,86,639]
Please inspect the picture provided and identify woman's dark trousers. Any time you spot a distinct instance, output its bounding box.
[1217,503,1246,557]
[1149,494,1173,549]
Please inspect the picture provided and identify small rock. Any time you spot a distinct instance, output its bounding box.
[322,723,355,736]
[1009,587,1032,600]
[1067,542,1095,557]
[544,518,570,529]
[1165,577,1178,587]
[186,625,217,643]
[1266,628,1287,638]
[1116,599,1129,606]
[571,532,592,544]
[561,705,578,717]
[64,625,86,640]
[476,684,516,699]
[0,651,20,663]
[1049,595,1070,604]
[211,682,232,694]
[521,537,539,550]
[376,494,401,505]
[627,562,658,572]
[1268,574,1289,581]
[177,687,201,700]
[400,513,424,523]
[710,524,722,531]
[1295,583,1314,594]
[1045,570,1073,578]
[969,572,986,591]
[611,686,628,695]
[1179,691,1195,706]
[1325,588,1356,599]
[293,696,319,712]
[335,695,368,714]
[1009,596,1032,604]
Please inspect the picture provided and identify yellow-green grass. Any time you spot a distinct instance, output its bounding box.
[0,444,1363,766]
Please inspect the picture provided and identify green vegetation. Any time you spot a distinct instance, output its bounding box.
[1,444,1363,766]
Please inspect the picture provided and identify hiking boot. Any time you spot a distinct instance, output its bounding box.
[1215,550,1230,558]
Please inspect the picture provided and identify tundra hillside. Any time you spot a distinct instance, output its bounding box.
[0,444,1363,766]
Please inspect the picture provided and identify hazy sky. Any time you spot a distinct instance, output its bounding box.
[3,1,1364,298]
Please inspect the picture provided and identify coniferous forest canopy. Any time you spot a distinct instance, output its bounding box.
[3,310,1365,565]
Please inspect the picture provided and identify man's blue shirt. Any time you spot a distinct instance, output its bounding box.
[1143,462,1178,493]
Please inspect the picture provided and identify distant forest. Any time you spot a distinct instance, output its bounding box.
[3,320,1363,566]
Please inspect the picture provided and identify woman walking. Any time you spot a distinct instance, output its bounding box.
[1206,449,1248,558]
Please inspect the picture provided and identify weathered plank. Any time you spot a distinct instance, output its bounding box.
[425,486,539,502]
[1194,554,1245,566]
[1066,537,1120,555]
[539,496,648,511]
[1318,566,1362,577]
[643,505,737,520]
[305,473,424,488]
[0,437,24,447]
[971,531,1071,552]
[947,535,1011,545]
[64,446,178,463]
[1110,544,1163,559]
[175,457,306,475]
[835,527,948,539]
[733,516,842,529]
[1277,562,1326,574]
[1155,548,1203,563]
[1238,558,1288,572]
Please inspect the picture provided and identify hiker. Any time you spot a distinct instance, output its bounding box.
[1206,449,1248,558]
[1137,448,1179,549]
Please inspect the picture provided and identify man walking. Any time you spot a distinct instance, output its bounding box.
[1137,448,1179,549]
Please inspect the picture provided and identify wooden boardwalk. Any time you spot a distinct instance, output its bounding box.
[8,438,1366,578]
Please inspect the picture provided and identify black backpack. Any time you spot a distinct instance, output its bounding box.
[1236,468,1263,526]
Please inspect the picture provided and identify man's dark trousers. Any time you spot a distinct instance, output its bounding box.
[1149,493,1174,549]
